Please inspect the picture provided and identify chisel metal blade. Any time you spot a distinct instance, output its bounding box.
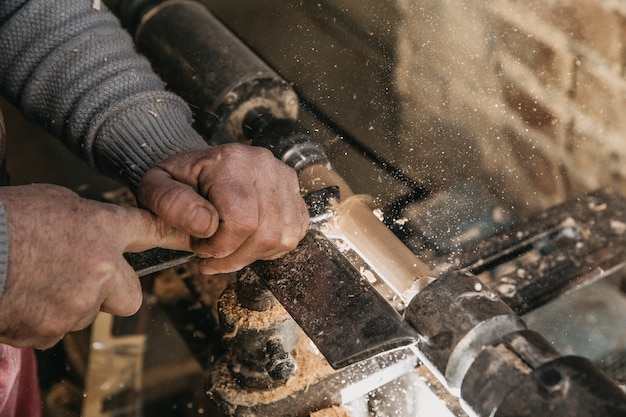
[252,229,418,369]
[125,248,196,277]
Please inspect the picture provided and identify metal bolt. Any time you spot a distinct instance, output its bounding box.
[265,338,297,381]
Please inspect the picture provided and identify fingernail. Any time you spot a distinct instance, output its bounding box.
[189,206,217,237]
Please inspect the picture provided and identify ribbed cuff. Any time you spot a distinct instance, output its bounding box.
[89,92,209,191]
[0,201,9,301]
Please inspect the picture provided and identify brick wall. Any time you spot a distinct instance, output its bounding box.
[395,0,626,214]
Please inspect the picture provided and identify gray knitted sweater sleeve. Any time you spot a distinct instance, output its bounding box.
[0,0,209,187]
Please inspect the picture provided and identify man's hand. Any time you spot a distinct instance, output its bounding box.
[137,143,309,275]
[0,184,191,349]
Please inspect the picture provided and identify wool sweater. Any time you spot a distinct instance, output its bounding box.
[0,0,210,298]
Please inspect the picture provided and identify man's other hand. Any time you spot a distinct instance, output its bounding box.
[137,143,309,275]
[0,184,191,349]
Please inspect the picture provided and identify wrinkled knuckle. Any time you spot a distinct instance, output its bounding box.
[256,146,275,161]
[219,143,249,162]
[273,231,301,252]
[257,239,279,255]
[70,295,97,318]
[151,187,187,214]
[154,217,175,242]
[228,215,258,237]
[90,261,120,297]
[93,259,119,280]
[91,207,116,228]
[282,203,310,242]
[257,230,291,252]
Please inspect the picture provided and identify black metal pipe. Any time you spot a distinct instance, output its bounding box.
[116,0,299,144]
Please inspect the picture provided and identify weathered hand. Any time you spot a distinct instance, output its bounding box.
[0,184,191,349]
[137,143,309,275]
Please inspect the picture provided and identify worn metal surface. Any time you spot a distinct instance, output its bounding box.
[460,329,561,416]
[404,270,525,390]
[404,269,626,416]
[251,229,417,369]
[461,332,626,417]
[124,248,196,277]
[495,356,626,417]
[448,188,626,315]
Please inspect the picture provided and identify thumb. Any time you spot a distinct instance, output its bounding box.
[137,167,219,238]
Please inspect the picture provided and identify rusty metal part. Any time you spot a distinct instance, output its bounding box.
[405,271,626,416]
[405,270,626,416]
[236,268,277,312]
[459,329,557,416]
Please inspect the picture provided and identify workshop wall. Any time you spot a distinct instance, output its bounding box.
[395,0,626,214]
[202,0,626,217]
